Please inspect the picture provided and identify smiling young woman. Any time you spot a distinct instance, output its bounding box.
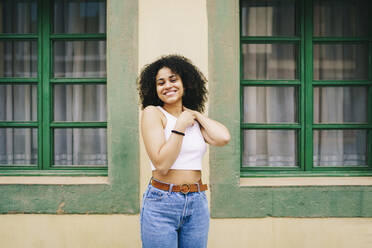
[137,55,230,247]
[155,67,184,106]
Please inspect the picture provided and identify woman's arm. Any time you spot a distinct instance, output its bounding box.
[185,108,230,146]
[141,106,195,175]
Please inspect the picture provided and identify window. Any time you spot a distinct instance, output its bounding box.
[208,0,372,218]
[0,0,139,214]
[0,0,107,173]
[240,0,371,176]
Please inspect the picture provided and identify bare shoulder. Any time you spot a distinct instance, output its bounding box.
[143,105,162,117]
[143,105,158,113]
[142,105,166,126]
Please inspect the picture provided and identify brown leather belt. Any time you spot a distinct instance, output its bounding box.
[151,178,208,194]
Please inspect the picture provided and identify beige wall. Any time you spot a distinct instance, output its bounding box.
[138,0,210,201]
[1,1,372,248]
[1,216,372,248]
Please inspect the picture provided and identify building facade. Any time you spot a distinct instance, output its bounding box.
[1,0,372,247]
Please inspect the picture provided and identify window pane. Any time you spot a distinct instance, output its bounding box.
[313,130,367,166]
[242,130,297,167]
[313,43,368,80]
[54,84,106,121]
[0,84,37,121]
[53,0,106,34]
[0,41,37,78]
[0,0,37,34]
[53,40,106,78]
[0,128,37,165]
[241,0,296,36]
[313,0,369,37]
[314,87,368,123]
[243,86,298,123]
[242,43,298,80]
[54,128,107,166]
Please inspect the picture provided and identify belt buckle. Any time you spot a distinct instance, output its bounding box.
[180,184,191,194]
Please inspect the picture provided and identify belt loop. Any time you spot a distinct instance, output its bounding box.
[197,183,200,193]
[168,184,174,194]
[149,177,153,186]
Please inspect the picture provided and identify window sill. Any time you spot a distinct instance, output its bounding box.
[240,177,372,187]
[0,170,107,177]
[0,176,109,185]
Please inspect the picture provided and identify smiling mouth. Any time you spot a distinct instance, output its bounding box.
[164,90,177,96]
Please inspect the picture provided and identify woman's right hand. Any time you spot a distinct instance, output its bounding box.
[175,110,195,131]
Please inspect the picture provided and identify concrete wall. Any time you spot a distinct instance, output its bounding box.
[1,0,372,247]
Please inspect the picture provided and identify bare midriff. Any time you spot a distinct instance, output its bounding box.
[152,170,202,185]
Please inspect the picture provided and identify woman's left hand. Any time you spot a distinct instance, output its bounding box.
[182,107,199,123]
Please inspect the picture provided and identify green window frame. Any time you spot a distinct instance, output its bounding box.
[0,0,108,175]
[208,0,372,218]
[0,0,139,214]
[239,0,372,177]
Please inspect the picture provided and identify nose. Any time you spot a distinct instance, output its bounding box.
[164,80,172,88]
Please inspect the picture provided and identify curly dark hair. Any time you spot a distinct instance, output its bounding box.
[137,55,208,113]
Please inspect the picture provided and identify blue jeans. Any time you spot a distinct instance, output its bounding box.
[140,182,210,248]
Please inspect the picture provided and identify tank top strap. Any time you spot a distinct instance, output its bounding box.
[157,106,177,120]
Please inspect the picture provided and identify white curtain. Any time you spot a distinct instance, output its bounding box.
[0,0,107,166]
[0,85,38,165]
[0,1,38,165]
[242,87,297,167]
[241,2,297,167]
[52,0,107,166]
[241,1,296,37]
[241,0,367,167]
[312,87,367,167]
[53,84,107,166]
[243,130,297,167]
[312,0,368,167]
[313,0,368,37]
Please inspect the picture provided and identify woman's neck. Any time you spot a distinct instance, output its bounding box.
[162,102,183,117]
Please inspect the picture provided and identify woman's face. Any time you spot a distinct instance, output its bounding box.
[155,67,184,106]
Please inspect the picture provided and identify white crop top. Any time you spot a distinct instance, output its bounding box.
[150,106,207,171]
